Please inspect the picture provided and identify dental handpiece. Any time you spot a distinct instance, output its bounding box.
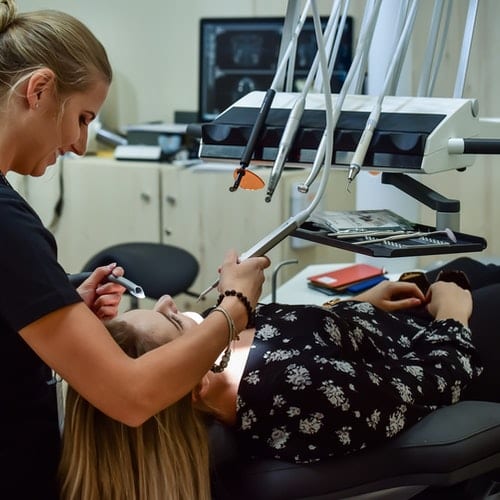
[197,217,301,301]
[265,95,305,202]
[67,272,146,299]
[346,116,377,192]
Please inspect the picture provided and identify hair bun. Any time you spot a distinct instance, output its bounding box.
[0,0,17,33]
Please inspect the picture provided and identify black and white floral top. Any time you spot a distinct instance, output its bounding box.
[235,301,482,463]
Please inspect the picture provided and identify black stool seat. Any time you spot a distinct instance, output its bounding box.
[82,242,199,301]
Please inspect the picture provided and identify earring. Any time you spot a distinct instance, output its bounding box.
[35,103,39,109]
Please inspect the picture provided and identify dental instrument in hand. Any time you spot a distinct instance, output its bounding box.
[67,272,146,299]
[196,216,311,301]
[197,0,335,302]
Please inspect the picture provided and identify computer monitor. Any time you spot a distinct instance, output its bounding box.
[198,16,353,123]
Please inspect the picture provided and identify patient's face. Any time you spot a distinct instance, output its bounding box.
[120,295,203,345]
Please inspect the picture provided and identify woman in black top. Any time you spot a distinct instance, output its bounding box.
[0,2,268,498]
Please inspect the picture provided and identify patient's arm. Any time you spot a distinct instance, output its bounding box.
[353,280,426,312]
[354,279,472,326]
[426,281,472,326]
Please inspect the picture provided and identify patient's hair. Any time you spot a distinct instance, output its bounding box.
[58,318,211,500]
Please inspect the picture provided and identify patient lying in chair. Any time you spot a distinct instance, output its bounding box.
[58,257,492,500]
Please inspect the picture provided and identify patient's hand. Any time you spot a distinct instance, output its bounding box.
[354,280,425,312]
[426,281,472,326]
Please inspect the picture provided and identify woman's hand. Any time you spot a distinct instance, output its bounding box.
[353,280,426,312]
[426,281,472,326]
[77,263,126,320]
[217,250,271,308]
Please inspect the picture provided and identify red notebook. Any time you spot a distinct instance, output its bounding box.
[307,263,385,291]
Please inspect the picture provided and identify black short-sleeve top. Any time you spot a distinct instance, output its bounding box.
[0,182,81,498]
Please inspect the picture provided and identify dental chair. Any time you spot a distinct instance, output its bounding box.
[209,400,500,499]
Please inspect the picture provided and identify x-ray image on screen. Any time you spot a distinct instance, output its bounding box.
[199,17,353,122]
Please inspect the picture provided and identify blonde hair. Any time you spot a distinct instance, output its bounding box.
[0,0,112,103]
[58,319,211,500]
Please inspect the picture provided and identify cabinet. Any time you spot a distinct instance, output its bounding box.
[17,157,356,310]
[50,157,162,273]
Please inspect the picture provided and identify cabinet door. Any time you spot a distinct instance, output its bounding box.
[54,157,161,273]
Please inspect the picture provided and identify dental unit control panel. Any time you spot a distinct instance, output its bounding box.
[198,91,483,175]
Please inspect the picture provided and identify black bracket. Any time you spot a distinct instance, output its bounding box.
[381,172,460,231]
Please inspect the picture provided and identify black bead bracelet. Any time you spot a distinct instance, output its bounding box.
[216,289,255,328]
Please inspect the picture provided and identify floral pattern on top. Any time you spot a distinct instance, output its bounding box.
[235,301,482,463]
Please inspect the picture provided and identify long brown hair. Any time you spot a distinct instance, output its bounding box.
[58,318,211,500]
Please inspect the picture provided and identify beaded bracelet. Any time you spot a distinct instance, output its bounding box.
[210,306,236,373]
[216,289,255,328]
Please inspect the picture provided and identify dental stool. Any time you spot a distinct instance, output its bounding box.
[209,400,500,499]
[81,242,199,308]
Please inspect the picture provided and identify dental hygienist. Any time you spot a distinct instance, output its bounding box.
[0,2,269,498]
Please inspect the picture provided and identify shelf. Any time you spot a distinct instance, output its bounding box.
[292,221,487,258]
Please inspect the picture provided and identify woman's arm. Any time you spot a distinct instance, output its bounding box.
[352,280,426,312]
[19,250,269,427]
[426,280,472,326]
